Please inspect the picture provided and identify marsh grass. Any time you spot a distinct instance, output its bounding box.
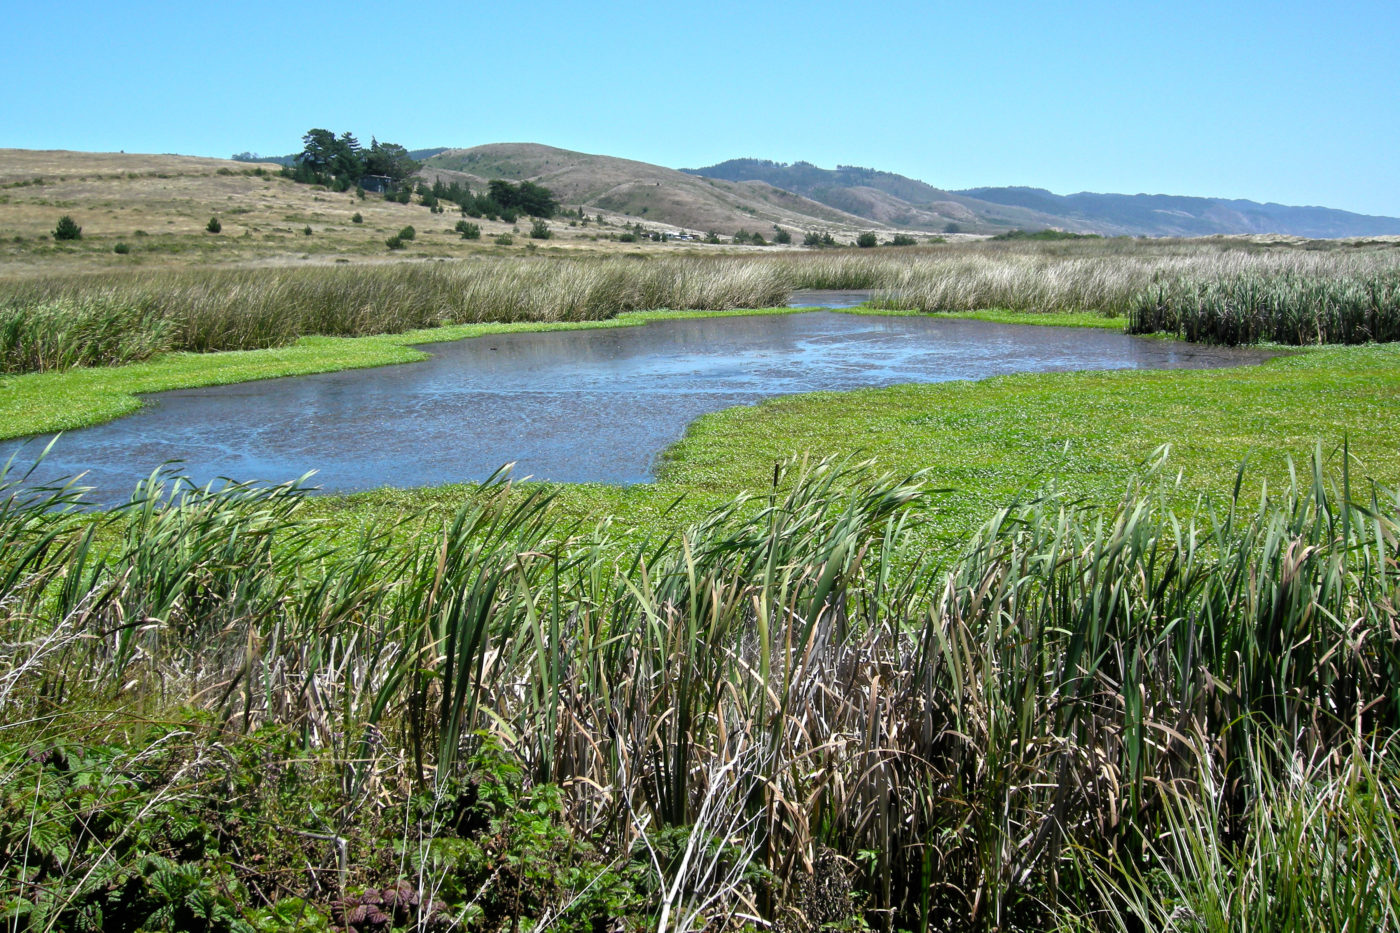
[1127,269,1400,344]
[0,299,174,372]
[3,450,1398,928]
[0,258,791,371]
[4,239,1400,374]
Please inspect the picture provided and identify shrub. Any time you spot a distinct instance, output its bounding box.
[455,220,481,240]
[772,227,792,245]
[943,222,961,234]
[206,216,222,234]
[529,220,551,240]
[52,215,82,240]
[398,225,416,241]
[351,212,363,224]
[803,231,823,247]
[385,235,405,250]
[617,233,638,243]
[499,209,518,224]
[856,232,878,248]
[891,233,917,246]
[494,233,514,246]
[113,242,131,254]
[303,225,313,236]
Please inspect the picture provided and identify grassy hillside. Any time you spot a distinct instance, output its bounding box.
[0,148,823,278]
[421,143,880,237]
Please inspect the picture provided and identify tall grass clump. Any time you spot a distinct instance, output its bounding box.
[779,237,1400,317]
[2,448,1399,928]
[0,299,174,373]
[1127,269,1400,344]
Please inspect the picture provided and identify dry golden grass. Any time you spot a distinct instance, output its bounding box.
[0,149,768,277]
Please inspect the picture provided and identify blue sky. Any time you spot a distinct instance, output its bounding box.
[5,0,1398,216]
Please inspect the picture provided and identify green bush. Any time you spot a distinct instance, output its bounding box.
[206,216,222,234]
[772,227,792,245]
[351,212,363,224]
[891,233,917,246]
[494,233,514,246]
[113,242,131,255]
[398,225,416,241]
[52,215,82,240]
[303,225,313,236]
[455,220,481,240]
[385,235,405,250]
[617,233,638,243]
[529,219,551,240]
[856,232,879,248]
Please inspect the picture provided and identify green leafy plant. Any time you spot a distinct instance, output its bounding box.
[206,216,222,234]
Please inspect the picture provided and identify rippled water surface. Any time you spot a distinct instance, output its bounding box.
[8,305,1273,505]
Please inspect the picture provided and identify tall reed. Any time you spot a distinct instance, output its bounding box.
[3,450,1398,928]
[1126,269,1400,344]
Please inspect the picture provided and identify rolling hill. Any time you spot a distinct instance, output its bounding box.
[418,144,883,237]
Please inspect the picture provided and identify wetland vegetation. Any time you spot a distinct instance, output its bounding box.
[2,234,1400,931]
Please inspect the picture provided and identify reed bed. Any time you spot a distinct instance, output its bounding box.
[3,240,1399,373]
[2,451,1398,929]
[0,257,792,372]
[1126,269,1400,344]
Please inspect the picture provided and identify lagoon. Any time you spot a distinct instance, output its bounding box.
[7,307,1271,506]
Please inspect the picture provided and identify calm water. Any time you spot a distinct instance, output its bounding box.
[7,306,1273,505]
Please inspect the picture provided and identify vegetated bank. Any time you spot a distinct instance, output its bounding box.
[3,238,1400,377]
[3,448,1398,931]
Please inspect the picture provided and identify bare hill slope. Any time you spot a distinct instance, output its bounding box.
[420,144,879,236]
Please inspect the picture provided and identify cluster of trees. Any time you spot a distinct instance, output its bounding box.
[419,178,557,220]
[286,129,418,192]
[486,179,557,218]
[282,129,561,223]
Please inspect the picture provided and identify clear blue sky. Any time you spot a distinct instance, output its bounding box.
[4,0,1398,216]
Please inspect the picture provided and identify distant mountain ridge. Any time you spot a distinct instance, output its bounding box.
[685,158,1400,238]
[956,186,1400,239]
